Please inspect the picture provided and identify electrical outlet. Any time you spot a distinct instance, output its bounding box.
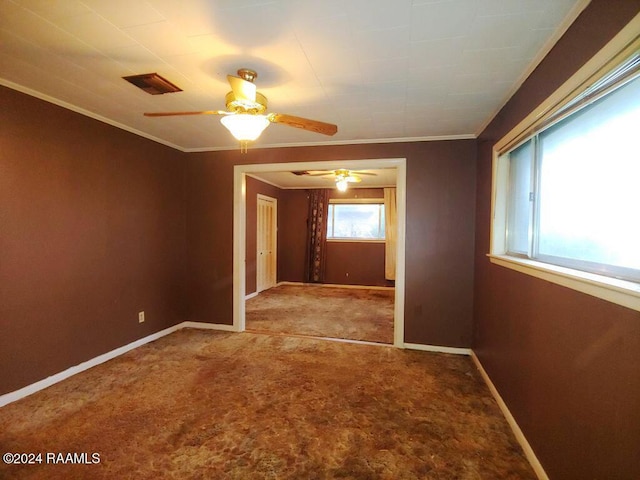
[138,311,145,323]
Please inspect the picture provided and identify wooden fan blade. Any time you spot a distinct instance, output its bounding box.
[144,110,228,117]
[227,75,256,103]
[346,175,362,183]
[269,113,337,136]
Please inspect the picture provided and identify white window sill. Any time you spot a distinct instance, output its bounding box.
[327,239,385,244]
[488,254,640,313]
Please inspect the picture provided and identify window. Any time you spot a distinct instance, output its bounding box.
[501,60,640,283]
[491,30,640,312]
[327,200,385,241]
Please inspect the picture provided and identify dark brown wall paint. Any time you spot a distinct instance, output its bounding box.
[0,86,187,395]
[474,2,640,478]
[324,242,386,286]
[186,140,477,347]
[278,189,308,284]
[247,181,393,291]
[245,176,284,294]
[244,177,312,291]
[1,3,636,475]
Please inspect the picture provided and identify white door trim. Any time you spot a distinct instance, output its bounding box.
[256,194,277,293]
[233,158,407,348]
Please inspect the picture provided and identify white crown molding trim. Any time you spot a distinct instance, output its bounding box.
[475,0,592,136]
[184,134,477,152]
[245,173,284,190]
[247,173,396,191]
[404,343,472,356]
[0,78,187,152]
[471,352,549,480]
[1,77,476,152]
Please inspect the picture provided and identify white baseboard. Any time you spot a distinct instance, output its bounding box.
[4,308,535,480]
[277,281,394,291]
[246,328,394,348]
[244,291,259,300]
[471,352,549,480]
[0,323,181,408]
[182,321,237,332]
[404,342,472,355]
[0,321,236,407]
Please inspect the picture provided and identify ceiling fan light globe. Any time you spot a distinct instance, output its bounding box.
[220,114,270,141]
[336,178,349,191]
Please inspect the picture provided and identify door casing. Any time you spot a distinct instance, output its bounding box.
[256,194,277,293]
[233,158,407,348]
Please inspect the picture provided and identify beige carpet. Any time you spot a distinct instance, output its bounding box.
[0,329,536,479]
[246,285,394,344]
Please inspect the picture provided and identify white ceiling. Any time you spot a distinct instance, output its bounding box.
[0,0,587,152]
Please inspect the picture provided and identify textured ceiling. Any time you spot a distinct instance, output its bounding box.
[0,0,587,151]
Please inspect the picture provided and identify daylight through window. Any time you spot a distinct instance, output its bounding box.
[327,201,385,240]
[498,54,640,283]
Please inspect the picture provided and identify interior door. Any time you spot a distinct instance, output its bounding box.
[256,194,277,293]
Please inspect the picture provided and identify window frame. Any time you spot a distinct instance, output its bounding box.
[326,198,386,243]
[489,15,640,312]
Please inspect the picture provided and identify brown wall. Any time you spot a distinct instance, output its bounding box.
[247,181,395,291]
[324,242,386,286]
[245,176,285,294]
[0,86,187,395]
[278,189,308,284]
[244,178,312,290]
[473,1,640,478]
[186,140,477,347]
[2,3,637,475]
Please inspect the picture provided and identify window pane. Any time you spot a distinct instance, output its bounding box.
[506,141,533,255]
[327,204,385,239]
[537,75,640,271]
[327,204,335,237]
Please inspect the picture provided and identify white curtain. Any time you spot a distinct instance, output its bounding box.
[384,187,397,281]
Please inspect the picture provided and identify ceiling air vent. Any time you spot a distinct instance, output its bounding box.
[122,73,182,95]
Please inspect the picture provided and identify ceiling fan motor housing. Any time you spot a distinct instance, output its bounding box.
[237,68,258,82]
[225,91,268,114]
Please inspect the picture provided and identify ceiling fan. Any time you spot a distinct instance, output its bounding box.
[143,68,338,151]
[293,169,377,191]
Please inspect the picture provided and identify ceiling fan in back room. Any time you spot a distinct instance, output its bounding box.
[137,68,338,152]
[292,169,377,191]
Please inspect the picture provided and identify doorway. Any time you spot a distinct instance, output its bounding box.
[233,158,407,348]
[256,194,277,293]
